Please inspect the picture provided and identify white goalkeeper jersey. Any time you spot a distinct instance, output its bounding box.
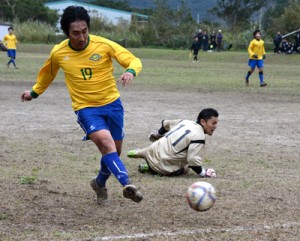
[145,119,206,175]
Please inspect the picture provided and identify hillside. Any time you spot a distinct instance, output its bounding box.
[116,0,218,21]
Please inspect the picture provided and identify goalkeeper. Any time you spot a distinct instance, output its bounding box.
[127,108,218,178]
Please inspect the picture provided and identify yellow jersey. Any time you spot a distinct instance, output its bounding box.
[248,39,265,60]
[32,35,142,111]
[3,34,17,49]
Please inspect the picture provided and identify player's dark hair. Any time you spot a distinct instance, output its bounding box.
[60,6,90,36]
[8,26,13,31]
[196,108,219,124]
[253,29,261,37]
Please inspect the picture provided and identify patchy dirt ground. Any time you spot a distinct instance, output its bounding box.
[0,80,300,241]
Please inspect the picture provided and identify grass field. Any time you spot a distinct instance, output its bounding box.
[0,45,300,241]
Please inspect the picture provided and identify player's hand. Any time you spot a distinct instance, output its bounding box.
[117,72,134,87]
[21,90,33,102]
[204,168,217,178]
[263,54,266,60]
[149,131,164,142]
[253,54,258,59]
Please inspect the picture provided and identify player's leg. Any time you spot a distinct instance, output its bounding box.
[127,146,150,158]
[245,60,255,85]
[258,60,267,87]
[76,102,143,203]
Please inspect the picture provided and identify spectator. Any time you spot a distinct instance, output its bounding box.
[273,31,282,54]
[295,29,300,50]
[210,31,217,50]
[281,39,289,53]
[216,30,223,51]
[202,30,209,51]
[196,29,203,50]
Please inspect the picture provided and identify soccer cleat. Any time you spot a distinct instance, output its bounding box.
[138,163,149,173]
[260,82,267,87]
[123,184,143,203]
[127,150,138,158]
[90,178,108,205]
[245,78,249,86]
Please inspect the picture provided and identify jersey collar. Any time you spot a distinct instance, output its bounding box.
[68,35,90,51]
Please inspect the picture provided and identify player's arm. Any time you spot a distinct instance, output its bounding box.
[110,41,142,86]
[187,140,217,177]
[21,51,60,101]
[149,119,182,142]
[189,166,217,178]
[248,41,256,58]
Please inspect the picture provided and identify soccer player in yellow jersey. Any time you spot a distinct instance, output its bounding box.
[3,26,18,69]
[21,6,143,205]
[127,108,218,178]
[245,29,267,87]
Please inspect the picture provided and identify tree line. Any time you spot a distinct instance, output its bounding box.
[1,0,300,48]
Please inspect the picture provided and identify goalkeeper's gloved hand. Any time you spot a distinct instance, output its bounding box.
[200,168,217,178]
[149,131,164,142]
[263,54,266,60]
[253,54,258,59]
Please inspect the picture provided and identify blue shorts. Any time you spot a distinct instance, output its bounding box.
[7,49,16,58]
[75,98,124,141]
[248,59,263,69]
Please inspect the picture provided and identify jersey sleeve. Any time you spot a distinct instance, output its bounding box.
[109,41,142,76]
[162,119,183,131]
[186,135,205,167]
[32,48,60,96]
[248,40,255,57]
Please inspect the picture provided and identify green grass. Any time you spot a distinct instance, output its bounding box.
[3,44,298,95]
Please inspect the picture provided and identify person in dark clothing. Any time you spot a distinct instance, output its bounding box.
[216,30,223,51]
[295,29,300,52]
[202,30,209,51]
[196,29,203,50]
[273,31,282,54]
[210,31,217,50]
[190,37,201,62]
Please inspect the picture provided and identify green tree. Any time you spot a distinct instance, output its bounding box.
[210,0,266,32]
[145,0,196,47]
[272,1,300,34]
[0,0,58,26]
[263,0,300,36]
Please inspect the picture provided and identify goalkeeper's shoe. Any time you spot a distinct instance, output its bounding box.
[127,149,139,158]
[123,184,143,203]
[260,82,267,87]
[90,178,108,205]
[138,163,149,173]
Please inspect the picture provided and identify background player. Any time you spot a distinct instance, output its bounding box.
[245,29,267,87]
[127,108,218,178]
[21,6,143,205]
[3,26,18,69]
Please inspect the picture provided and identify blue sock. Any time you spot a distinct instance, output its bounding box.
[259,71,264,84]
[101,152,130,186]
[96,157,111,187]
[246,71,251,80]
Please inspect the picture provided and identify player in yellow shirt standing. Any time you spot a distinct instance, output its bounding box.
[21,6,143,205]
[245,29,267,87]
[3,26,18,69]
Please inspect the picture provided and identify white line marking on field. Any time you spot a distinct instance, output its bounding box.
[71,222,300,241]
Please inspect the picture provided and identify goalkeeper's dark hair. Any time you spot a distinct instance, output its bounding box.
[196,108,219,124]
[60,6,90,36]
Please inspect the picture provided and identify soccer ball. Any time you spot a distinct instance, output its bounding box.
[186,181,216,211]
